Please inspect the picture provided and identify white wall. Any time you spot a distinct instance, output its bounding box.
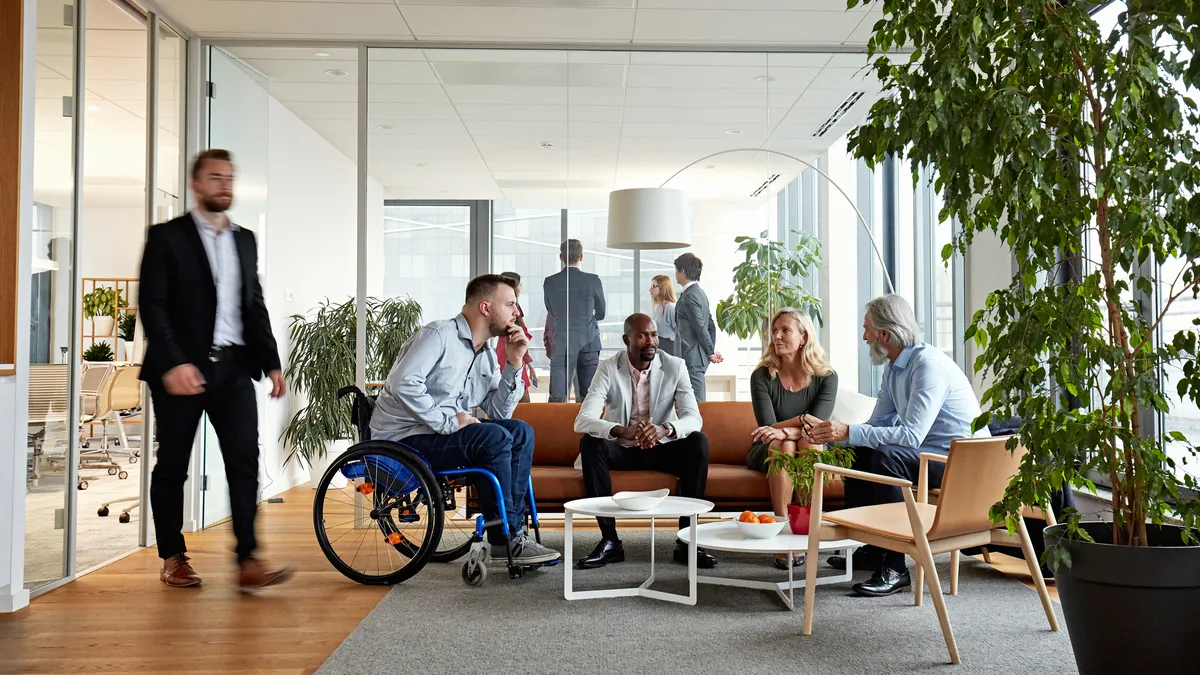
[819,135,862,389]
[80,206,144,282]
[2,0,38,613]
[210,50,389,497]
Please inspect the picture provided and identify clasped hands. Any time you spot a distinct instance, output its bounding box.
[613,420,669,449]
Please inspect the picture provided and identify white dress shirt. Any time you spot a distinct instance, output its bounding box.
[192,210,244,347]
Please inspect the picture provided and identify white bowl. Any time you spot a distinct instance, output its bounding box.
[612,489,670,511]
[733,513,789,539]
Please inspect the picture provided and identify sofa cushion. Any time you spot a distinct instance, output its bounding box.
[530,466,586,504]
[704,464,770,501]
[514,402,581,467]
[697,401,757,465]
[831,388,877,425]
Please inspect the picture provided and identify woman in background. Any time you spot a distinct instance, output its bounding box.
[497,271,535,402]
[649,274,679,356]
[747,308,838,569]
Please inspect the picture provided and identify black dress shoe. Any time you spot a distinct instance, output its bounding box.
[673,541,718,569]
[577,539,625,569]
[852,566,912,597]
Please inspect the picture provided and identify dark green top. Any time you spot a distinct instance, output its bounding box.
[749,366,839,428]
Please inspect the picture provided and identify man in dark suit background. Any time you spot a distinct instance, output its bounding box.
[543,239,606,402]
[138,149,290,590]
[673,252,723,402]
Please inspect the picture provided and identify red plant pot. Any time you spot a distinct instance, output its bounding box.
[788,504,811,535]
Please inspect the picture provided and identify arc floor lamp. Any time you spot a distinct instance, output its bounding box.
[606,148,895,294]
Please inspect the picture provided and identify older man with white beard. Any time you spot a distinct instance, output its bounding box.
[805,294,988,598]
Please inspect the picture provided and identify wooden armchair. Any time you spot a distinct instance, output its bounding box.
[801,436,1058,665]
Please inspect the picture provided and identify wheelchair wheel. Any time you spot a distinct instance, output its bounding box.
[313,441,444,585]
[430,476,476,563]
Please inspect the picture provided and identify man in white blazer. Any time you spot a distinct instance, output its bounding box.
[573,313,716,569]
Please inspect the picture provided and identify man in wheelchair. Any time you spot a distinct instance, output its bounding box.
[370,274,561,566]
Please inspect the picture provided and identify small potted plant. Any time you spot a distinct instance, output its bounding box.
[767,442,854,534]
[82,287,126,337]
[82,341,114,363]
[117,312,136,362]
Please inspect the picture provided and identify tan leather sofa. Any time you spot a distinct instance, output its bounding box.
[512,401,845,512]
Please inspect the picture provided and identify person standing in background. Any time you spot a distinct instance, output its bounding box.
[138,149,290,591]
[649,274,679,357]
[497,271,535,402]
[543,239,606,402]
[673,252,723,402]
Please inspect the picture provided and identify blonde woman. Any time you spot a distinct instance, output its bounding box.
[747,308,838,568]
[649,274,679,356]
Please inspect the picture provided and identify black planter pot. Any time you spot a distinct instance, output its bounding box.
[1045,522,1200,674]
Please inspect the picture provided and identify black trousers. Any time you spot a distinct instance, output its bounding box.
[580,432,710,541]
[150,352,260,561]
[843,444,948,571]
[549,348,599,402]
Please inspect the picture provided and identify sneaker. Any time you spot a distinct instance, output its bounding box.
[490,533,560,565]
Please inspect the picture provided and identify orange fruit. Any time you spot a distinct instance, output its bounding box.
[738,510,757,523]
[757,514,777,524]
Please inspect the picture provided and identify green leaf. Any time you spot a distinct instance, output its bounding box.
[972,15,983,37]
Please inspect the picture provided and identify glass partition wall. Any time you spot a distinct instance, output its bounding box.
[23,0,187,596]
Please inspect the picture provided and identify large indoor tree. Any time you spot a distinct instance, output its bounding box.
[849,0,1200,548]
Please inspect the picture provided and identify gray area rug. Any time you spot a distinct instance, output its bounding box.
[318,528,1075,675]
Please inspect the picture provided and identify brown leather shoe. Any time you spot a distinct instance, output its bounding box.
[238,557,292,592]
[160,554,202,587]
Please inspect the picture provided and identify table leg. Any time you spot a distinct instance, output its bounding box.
[563,509,573,599]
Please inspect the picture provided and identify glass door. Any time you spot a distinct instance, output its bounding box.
[24,0,80,592]
[200,47,270,526]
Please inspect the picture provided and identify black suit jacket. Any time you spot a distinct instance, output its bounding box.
[137,213,281,385]
[543,266,606,354]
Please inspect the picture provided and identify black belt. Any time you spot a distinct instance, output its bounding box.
[208,344,244,362]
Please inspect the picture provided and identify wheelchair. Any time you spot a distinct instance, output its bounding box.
[311,386,558,586]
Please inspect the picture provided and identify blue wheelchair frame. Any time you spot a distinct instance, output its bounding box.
[334,385,553,581]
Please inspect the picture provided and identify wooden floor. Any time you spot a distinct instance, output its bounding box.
[0,486,1056,675]
[0,485,389,675]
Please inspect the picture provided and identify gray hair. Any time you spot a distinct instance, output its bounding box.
[864,294,921,349]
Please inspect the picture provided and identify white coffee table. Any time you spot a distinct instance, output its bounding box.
[563,496,714,606]
[677,520,862,611]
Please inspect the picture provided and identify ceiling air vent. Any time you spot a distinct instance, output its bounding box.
[813,91,865,138]
[750,174,782,198]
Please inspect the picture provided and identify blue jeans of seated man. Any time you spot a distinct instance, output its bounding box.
[401,419,534,546]
[843,443,948,571]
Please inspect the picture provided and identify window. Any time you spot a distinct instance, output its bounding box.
[381,202,474,323]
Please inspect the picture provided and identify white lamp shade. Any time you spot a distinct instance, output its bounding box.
[606,187,691,250]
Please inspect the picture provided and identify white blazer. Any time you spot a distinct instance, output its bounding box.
[573,350,703,442]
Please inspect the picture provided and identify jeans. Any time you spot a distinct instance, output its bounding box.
[402,419,534,545]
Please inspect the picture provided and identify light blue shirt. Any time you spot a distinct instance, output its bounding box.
[192,211,243,347]
[849,342,988,451]
[370,314,525,441]
[651,301,677,340]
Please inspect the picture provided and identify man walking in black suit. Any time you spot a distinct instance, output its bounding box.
[543,239,606,402]
[138,149,290,590]
[673,252,723,402]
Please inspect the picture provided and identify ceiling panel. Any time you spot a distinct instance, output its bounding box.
[398,6,636,41]
[162,1,416,38]
[632,9,866,44]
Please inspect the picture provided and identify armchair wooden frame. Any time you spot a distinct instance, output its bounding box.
[801,437,1058,665]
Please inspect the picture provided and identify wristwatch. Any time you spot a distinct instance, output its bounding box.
[664,422,677,438]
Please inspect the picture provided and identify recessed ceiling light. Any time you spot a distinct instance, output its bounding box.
[315,52,330,57]
[725,129,743,135]
[705,165,717,169]
[541,142,555,149]
[87,104,100,112]
[437,190,450,195]
[325,68,348,77]
[756,75,775,82]
[377,124,394,131]
[415,162,427,167]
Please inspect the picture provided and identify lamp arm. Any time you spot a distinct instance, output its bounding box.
[658,148,894,294]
